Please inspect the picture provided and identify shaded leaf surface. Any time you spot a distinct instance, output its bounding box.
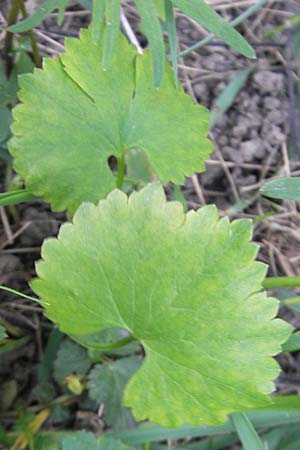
[10,29,211,213]
[53,338,91,383]
[88,356,142,431]
[72,327,140,356]
[0,326,7,341]
[32,183,291,427]
[282,331,300,352]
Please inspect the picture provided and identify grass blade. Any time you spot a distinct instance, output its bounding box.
[8,0,68,32]
[0,335,31,354]
[78,0,92,9]
[178,0,268,58]
[38,328,63,384]
[102,0,121,70]
[261,177,300,200]
[0,189,35,206]
[165,0,178,85]
[210,66,253,129]
[57,0,69,25]
[231,413,265,450]
[92,0,105,44]
[256,395,300,411]
[135,0,165,87]
[108,409,300,445]
[153,0,166,19]
[171,0,255,58]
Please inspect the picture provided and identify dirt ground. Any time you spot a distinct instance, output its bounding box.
[0,0,300,445]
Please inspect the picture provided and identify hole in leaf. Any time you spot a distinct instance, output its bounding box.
[107,155,118,172]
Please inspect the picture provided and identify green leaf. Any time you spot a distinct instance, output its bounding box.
[0,335,31,354]
[8,0,69,32]
[98,437,134,450]
[78,0,92,9]
[10,29,211,213]
[0,190,36,207]
[282,331,300,352]
[88,356,142,430]
[170,0,255,58]
[165,0,178,85]
[62,431,100,450]
[152,0,165,19]
[0,326,7,341]
[0,104,12,144]
[62,431,133,450]
[38,328,63,384]
[126,149,155,186]
[281,296,300,313]
[91,0,105,44]
[256,394,300,411]
[57,0,69,25]
[284,437,300,450]
[1,51,35,106]
[53,338,91,383]
[102,0,121,70]
[135,0,165,87]
[108,408,300,445]
[261,178,300,201]
[171,0,255,58]
[210,67,253,129]
[231,413,265,450]
[32,183,291,427]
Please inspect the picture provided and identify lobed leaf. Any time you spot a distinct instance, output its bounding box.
[32,183,291,427]
[88,356,142,430]
[53,338,91,383]
[10,29,211,213]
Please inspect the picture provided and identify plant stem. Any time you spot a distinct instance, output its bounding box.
[4,0,20,76]
[263,276,300,289]
[117,154,125,189]
[177,0,269,58]
[4,0,42,76]
[18,0,42,68]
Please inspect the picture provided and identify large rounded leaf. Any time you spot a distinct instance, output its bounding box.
[32,183,291,427]
[9,29,211,213]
